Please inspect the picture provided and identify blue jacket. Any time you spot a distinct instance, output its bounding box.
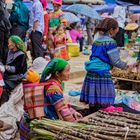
[10,0,29,30]
[88,34,127,76]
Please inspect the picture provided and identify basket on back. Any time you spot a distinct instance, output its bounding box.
[23,82,47,119]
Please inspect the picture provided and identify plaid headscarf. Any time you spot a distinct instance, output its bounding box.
[41,58,68,82]
[9,35,26,52]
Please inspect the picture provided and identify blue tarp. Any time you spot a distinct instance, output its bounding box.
[46,1,140,14]
[92,4,116,13]
[47,3,116,13]
[129,6,140,13]
[105,0,116,4]
[116,0,135,6]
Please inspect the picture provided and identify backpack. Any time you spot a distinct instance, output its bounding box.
[0,1,11,32]
[9,1,29,30]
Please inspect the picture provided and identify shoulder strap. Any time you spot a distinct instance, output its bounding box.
[45,79,63,91]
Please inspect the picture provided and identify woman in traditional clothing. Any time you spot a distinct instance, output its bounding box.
[49,0,66,31]
[41,58,82,121]
[80,18,129,112]
[48,0,67,58]
[0,35,27,105]
[19,58,82,139]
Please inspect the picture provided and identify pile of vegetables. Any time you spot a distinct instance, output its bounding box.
[30,110,140,140]
[111,68,140,80]
[30,118,97,140]
[80,110,140,140]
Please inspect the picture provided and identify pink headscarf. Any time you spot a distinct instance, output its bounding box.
[41,0,48,11]
[53,0,62,5]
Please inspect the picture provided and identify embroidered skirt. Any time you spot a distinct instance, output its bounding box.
[80,72,115,106]
[19,113,30,140]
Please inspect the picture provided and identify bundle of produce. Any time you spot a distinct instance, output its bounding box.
[30,119,97,140]
[111,68,140,80]
[79,110,140,140]
[30,112,140,140]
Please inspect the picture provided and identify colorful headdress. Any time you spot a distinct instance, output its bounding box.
[53,0,62,6]
[41,58,68,82]
[9,35,26,52]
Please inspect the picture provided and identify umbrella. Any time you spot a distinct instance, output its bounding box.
[101,13,113,19]
[64,12,80,23]
[129,6,140,13]
[65,4,101,20]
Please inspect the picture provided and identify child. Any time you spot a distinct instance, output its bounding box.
[54,25,70,60]
[69,23,83,44]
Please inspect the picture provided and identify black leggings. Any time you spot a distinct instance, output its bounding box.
[30,31,44,59]
[0,88,10,106]
[89,104,109,114]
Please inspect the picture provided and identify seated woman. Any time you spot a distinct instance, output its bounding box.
[41,58,82,122]
[0,35,27,105]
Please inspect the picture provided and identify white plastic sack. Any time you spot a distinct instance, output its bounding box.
[0,83,24,140]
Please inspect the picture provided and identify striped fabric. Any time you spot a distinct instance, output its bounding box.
[44,79,76,122]
[80,72,115,107]
[19,113,31,140]
[107,48,127,69]
[23,83,47,119]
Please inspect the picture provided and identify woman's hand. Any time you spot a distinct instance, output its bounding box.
[43,35,47,41]
[73,111,83,120]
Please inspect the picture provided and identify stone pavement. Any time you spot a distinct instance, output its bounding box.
[64,53,89,109]
[67,53,89,88]
[69,53,89,79]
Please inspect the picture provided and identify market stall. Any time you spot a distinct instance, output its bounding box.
[28,110,140,140]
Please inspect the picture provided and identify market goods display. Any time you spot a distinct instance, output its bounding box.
[30,110,140,140]
[79,110,140,140]
[30,118,96,140]
[111,68,140,81]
